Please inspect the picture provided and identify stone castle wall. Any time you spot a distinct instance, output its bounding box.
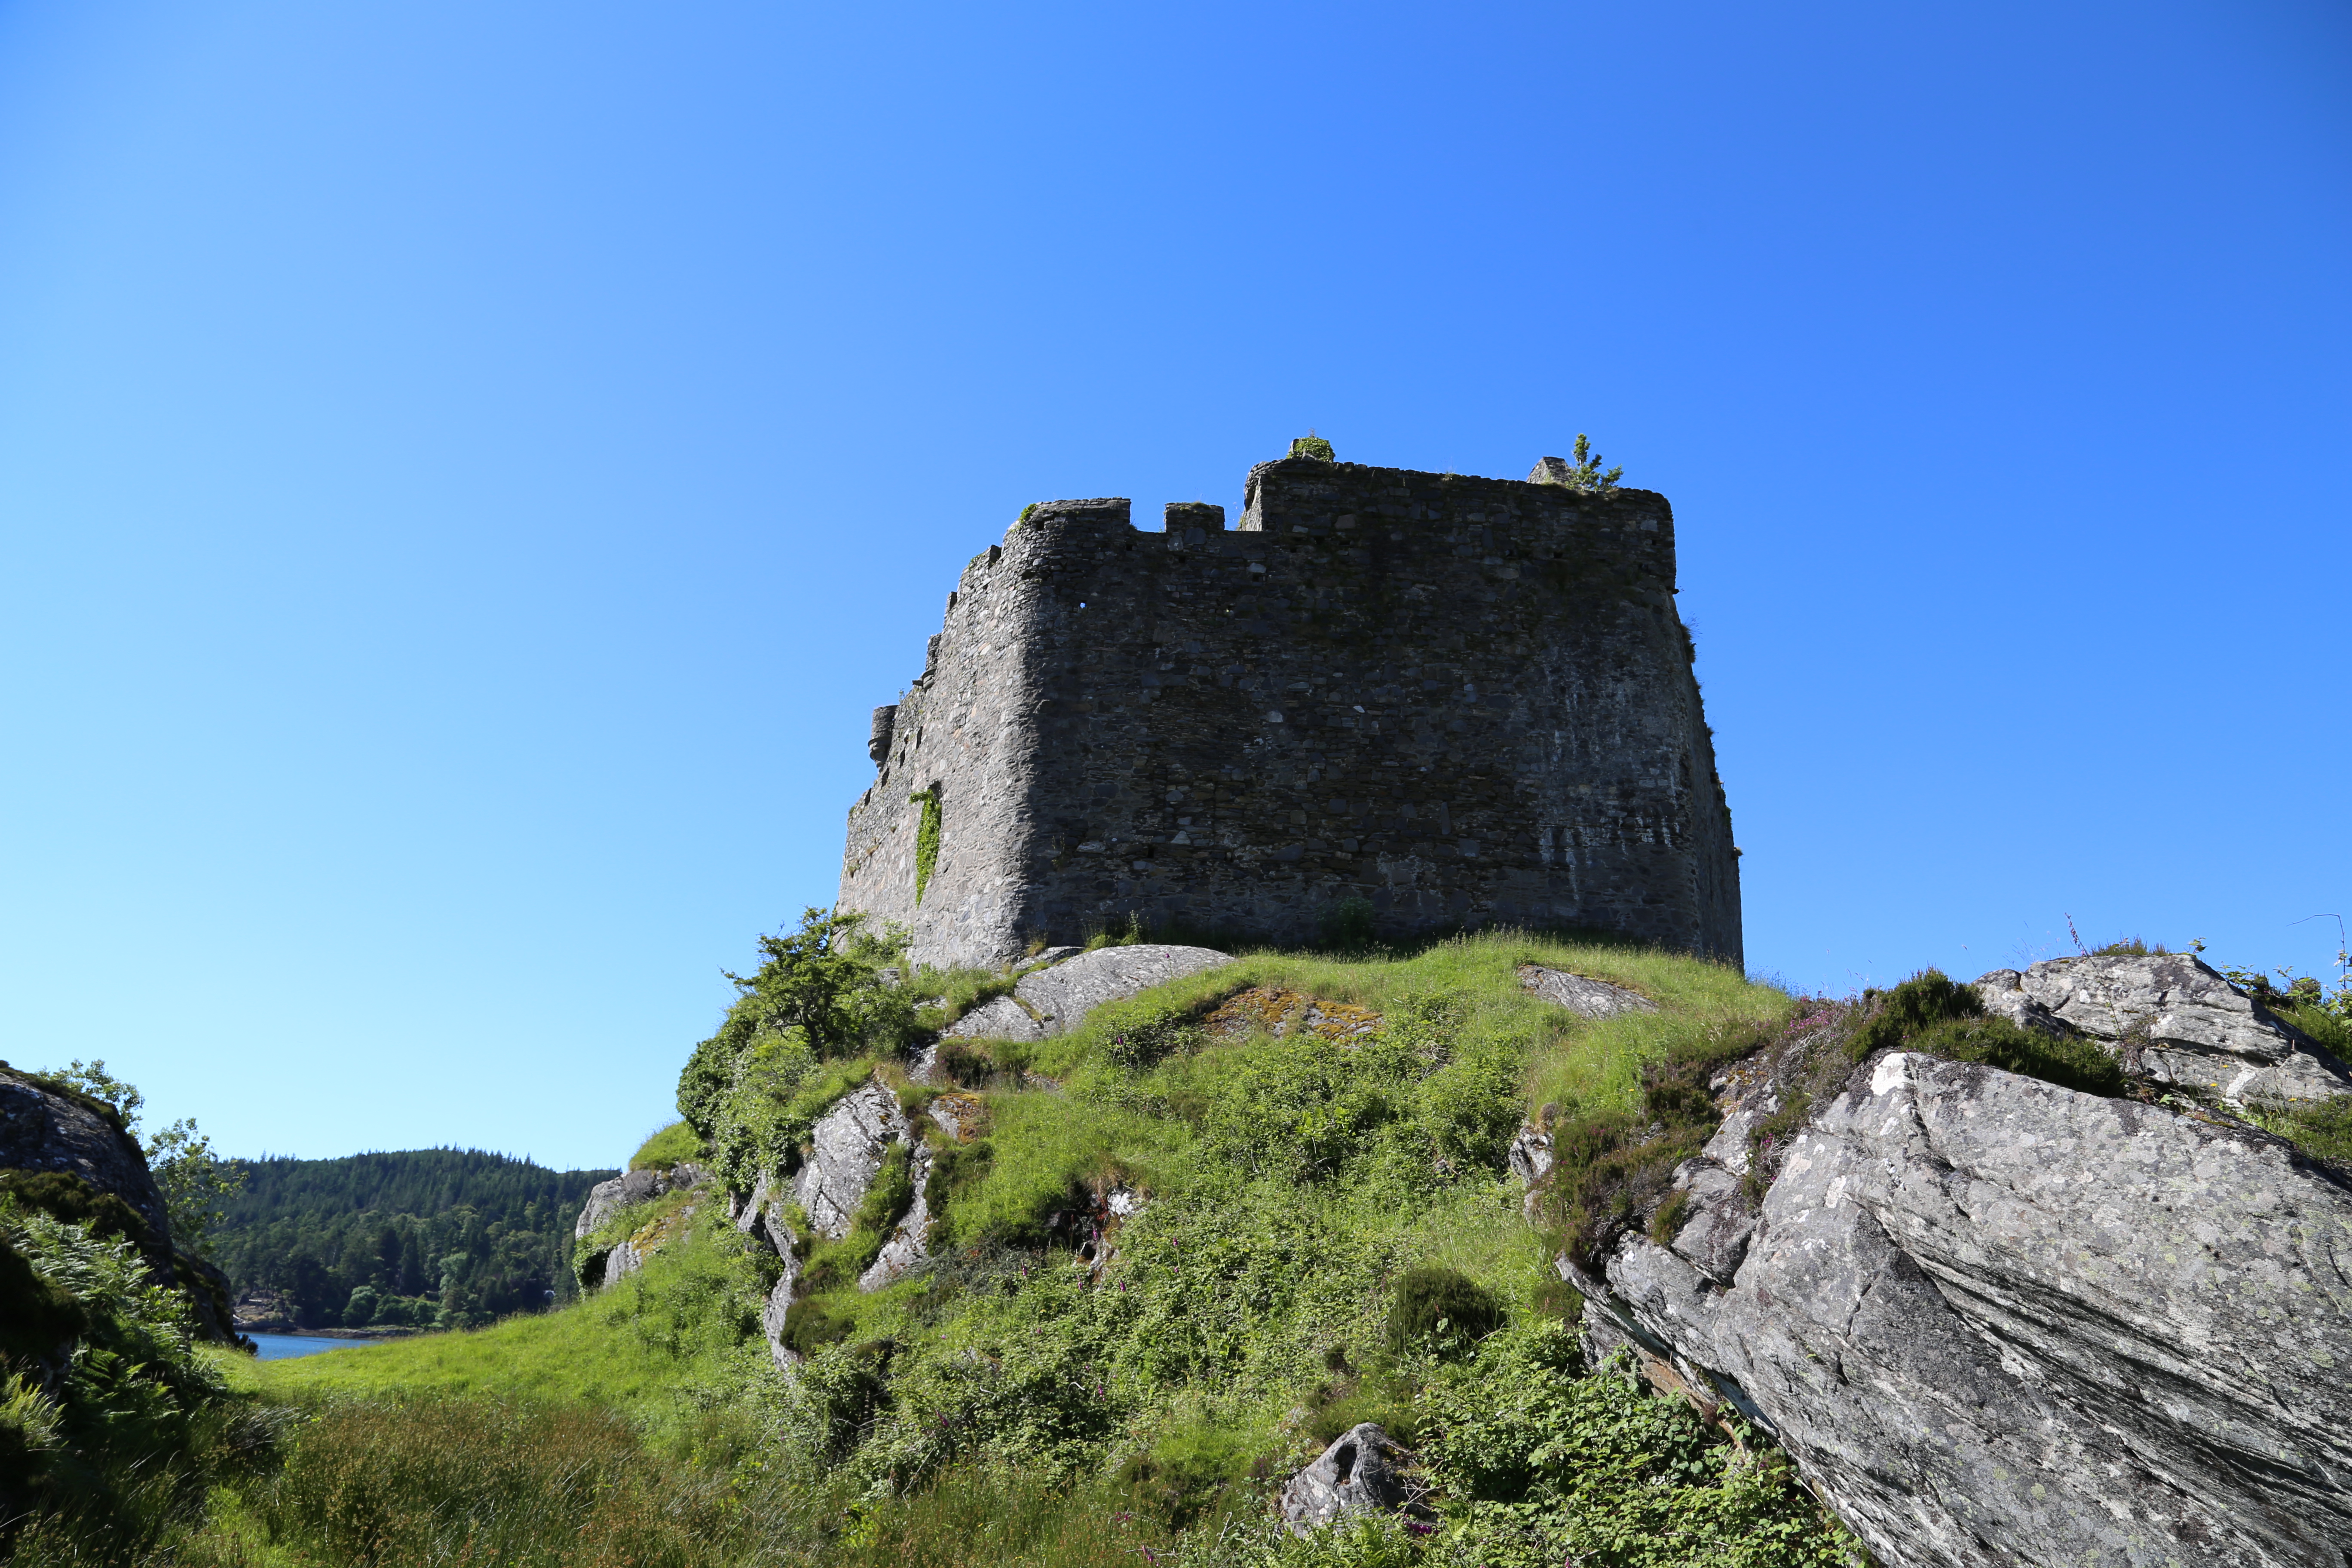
[838,455,1740,970]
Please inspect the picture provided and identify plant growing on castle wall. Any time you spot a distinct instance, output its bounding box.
[1289,432,1336,462]
[911,787,943,903]
[1561,432,1623,492]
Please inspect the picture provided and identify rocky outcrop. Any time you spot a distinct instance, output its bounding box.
[233,1287,295,1331]
[573,1162,709,1289]
[1975,954,2352,1106]
[1507,1125,1554,1186]
[1020,945,1231,1031]
[1518,965,1657,1019]
[0,1063,240,1344]
[794,1083,908,1238]
[943,995,1042,1044]
[733,1172,804,1371]
[1570,1049,2352,1568]
[858,1141,933,1293]
[575,1162,707,1240]
[945,945,1233,1042]
[1278,1423,1423,1535]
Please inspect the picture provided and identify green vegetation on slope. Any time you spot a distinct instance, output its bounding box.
[631,1121,707,1172]
[160,930,1857,1568]
[211,1149,618,1329]
[0,1192,242,1565]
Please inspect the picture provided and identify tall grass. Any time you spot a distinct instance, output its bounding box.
[249,1397,775,1568]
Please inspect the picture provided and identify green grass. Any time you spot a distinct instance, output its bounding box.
[230,1204,775,1442]
[631,1120,707,1171]
[137,933,1861,1568]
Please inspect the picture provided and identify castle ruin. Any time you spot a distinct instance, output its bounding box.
[837,450,1741,969]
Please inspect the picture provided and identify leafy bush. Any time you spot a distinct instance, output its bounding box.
[1385,1266,1499,1358]
[0,1194,230,1558]
[1289,434,1336,462]
[1415,1325,1856,1567]
[1842,970,1983,1062]
[677,908,932,1191]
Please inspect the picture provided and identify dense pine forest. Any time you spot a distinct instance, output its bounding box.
[214,1148,617,1329]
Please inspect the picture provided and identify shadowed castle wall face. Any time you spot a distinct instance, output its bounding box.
[839,457,1740,970]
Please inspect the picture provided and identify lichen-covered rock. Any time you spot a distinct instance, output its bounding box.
[941,994,1042,1043]
[1011,945,1233,1035]
[927,1092,986,1143]
[600,1240,642,1287]
[1507,1125,1554,1185]
[1573,1049,2352,1568]
[793,1083,908,1239]
[0,1063,239,1343]
[1985,953,2352,1105]
[574,1162,706,1241]
[1277,1423,1421,1535]
[1967,967,2069,1037]
[1518,965,1657,1019]
[576,1169,666,1237]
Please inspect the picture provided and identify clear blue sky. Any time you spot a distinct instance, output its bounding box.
[3,1,2346,1171]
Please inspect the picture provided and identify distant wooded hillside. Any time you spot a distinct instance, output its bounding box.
[215,1148,617,1329]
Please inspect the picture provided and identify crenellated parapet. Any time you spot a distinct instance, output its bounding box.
[839,451,1740,969]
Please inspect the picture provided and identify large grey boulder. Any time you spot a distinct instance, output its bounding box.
[942,994,1043,1043]
[1518,965,1658,1019]
[1572,1049,2352,1568]
[1009,944,1232,1035]
[1278,1423,1421,1536]
[794,1082,909,1238]
[937,944,1233,1048]
[1978,954,2352,1105]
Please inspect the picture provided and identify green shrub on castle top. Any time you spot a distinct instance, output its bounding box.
[1289,433,1336,462]
[1559,432,1623,493]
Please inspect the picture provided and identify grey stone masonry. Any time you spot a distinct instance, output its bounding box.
[839,456,1740,969]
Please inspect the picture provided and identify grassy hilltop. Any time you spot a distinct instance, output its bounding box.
[13,931,1863,1567]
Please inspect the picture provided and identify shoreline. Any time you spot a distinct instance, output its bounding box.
[238,1324,425,1340]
